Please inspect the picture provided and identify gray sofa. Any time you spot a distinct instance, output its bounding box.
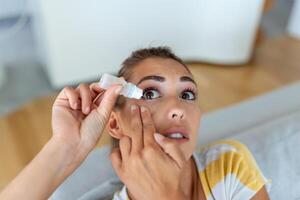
[50,81,300,200]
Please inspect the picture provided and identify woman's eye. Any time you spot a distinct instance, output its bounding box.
[142,88,160,100]
[182,90,196,100]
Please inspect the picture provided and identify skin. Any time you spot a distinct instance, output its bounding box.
[0,83,123,199]
[109,58,201,161]
[108,58,203,199]
[107,57,270,200]
[0,57,269,200]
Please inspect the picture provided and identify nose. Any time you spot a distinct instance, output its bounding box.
[168,107,185,121]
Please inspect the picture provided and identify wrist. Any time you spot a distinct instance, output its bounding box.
[50,134,92,163]
[50,134,79,152]
[42,137,82,189]
[45,137,77,171]
[165,189,188,200]
[48,136,91,177]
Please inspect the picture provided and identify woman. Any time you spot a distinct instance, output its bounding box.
[0,47,270,200]
[108,47,271,200]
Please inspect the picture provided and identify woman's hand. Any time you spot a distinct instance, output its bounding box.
[0,82,123,200]
[110,105,188,200]
[52,83,122,166]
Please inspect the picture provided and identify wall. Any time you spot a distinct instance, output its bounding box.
[0,0,32,19]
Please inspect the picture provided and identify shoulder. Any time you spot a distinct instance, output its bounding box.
[199,139,250,154]
[193,139,271,199]
[195,139,260,169]
[194,139,265,178]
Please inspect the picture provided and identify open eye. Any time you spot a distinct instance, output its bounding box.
[142,87,160,100]
[182,89,196,100]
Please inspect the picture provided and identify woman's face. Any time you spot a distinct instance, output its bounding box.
[109,57,202,160]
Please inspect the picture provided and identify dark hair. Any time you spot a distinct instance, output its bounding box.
[111,46,190,148]
[117,46,191,80]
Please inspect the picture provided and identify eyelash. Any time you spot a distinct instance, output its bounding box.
[183,88,197,100]
[142,87,197,100]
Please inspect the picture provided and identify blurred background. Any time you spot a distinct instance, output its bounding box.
[1,0,300,197]
[0,0,299,115]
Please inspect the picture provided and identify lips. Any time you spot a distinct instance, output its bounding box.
[160,127,190,143]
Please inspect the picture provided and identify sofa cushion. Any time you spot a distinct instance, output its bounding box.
[231,108,300,200]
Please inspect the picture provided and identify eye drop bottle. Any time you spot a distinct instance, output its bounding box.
[98,73,143,99]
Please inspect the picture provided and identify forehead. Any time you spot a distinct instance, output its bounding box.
[129,58,192,84]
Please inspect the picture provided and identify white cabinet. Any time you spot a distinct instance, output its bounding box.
[288,0,300,39]
[32,0,264,88]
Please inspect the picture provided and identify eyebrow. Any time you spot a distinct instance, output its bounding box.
[137,75,197,86]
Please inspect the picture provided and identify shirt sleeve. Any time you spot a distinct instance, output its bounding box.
[112,186,130,200]
[198,140,271,200]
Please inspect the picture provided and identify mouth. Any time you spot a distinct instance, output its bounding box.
[160,127,190,143]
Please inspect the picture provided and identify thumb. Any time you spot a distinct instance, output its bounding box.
[95,84,123,121]
[154,133,186,169]
[81,85,122,144]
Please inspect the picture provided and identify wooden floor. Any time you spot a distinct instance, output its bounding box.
[1,36,300,189]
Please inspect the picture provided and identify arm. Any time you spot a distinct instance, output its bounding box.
[0,83,122,200]
[0,138,75,199]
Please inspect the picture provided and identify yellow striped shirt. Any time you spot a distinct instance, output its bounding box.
[113,140,271,200]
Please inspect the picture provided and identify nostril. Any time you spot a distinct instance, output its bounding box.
[171,113,184,119]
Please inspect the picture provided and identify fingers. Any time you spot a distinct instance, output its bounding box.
[90,82,105,106]
[154,133,186,169]
[90,78,124,106]
[77,84,93,114]
[140,106,157,148]
[90,82,104,94]
[56,86,79,109]
[119,136,131,161]
[55,82,121,118]
[93,84,122,125]
[92,92,105,108]
[129,105,143,154]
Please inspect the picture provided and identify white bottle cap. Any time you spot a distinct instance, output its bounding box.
[121,82,143,99]
[98,73,143,99]
[98,73,126,89]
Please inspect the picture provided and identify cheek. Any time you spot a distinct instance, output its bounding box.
[186,105,201,143]
[189,105,202,126]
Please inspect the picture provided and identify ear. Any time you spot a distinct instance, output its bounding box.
[107,111,123,139]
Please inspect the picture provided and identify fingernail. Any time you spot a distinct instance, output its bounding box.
[115,86,123,94]
[85,107,90,114]
[131,104,137,111]
[141,106,146,112]
[154,133,165,143]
